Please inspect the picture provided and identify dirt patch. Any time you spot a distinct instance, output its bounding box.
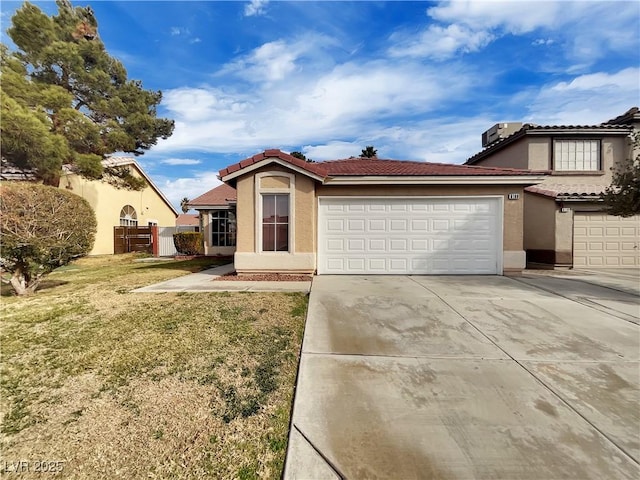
[214,272,313,282]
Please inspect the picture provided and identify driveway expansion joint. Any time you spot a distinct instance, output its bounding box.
[407,275,640,467]
[292,424,346,480]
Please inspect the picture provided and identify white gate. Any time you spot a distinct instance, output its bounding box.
[158,226,197,257]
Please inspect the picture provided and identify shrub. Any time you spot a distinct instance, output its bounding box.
[173,232,203,255]
[0,182,97,295]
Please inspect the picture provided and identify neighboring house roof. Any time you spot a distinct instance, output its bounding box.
[465,107,638,165]
[604,107,640,125]
[525,183,606,200]
[217,149,547,187]
[0,160,38,181]
[189,183,237,209]
[176,214,200,226]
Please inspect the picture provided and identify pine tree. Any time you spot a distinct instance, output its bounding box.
[1,1,174,188]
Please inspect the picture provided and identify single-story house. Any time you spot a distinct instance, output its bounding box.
[190,150,546,275]
[1,156,179,256]
[60,157,179,255]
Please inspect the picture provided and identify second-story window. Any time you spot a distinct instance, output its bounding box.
[554,139,600,171]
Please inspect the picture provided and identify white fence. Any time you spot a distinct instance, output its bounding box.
[158,226,197,257]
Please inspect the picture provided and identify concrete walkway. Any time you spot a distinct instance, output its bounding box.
[132,263,311,293]
[285,274,640,479]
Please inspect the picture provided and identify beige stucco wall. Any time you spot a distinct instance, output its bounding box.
[523,193,556,251]
[476,136,627,187]
[471,141,530,169]
[233,165,317,273]
[316,184,525,252]
[60,168,177,255]
[235,165,316,254]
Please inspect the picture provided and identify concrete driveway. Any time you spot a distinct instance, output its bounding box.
[284,273,640,479]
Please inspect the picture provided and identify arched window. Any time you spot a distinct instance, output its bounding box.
[119,205,138,226]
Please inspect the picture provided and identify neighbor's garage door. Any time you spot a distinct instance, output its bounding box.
[318,197,501,275]
[574,213,640,267]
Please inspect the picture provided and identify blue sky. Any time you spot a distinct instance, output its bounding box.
[2,0,639,210]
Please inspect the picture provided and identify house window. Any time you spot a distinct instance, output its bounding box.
[119,205,138,226]
[211,211,236,247]
[554,139,600,171]
[262,194,289,252]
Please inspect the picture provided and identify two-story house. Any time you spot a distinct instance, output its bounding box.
[465,107,639,269]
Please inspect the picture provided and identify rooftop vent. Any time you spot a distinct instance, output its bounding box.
[481,122,523,148]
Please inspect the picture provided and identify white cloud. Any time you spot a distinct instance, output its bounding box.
[160,158,202,166]
[389,23,494,59]
[157,171,222,210]
[390,1,640,66]
[155,55,473,156]
[427,1,562,33]
[244,0,269,17]
[170,27,189,36]
[519,68,640,125]
[221,40,299,81]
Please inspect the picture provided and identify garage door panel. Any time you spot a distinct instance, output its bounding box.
[319,197,501,275]
[574,213,639,268]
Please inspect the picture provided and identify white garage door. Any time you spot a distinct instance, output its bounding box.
[318,197,502,275]
[574,213,640,267]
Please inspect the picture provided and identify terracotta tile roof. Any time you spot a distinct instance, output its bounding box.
[604,106,639,125]
[176,214,200,226]
[218,149,545,181]
[219,149,328,178]
[189,183,237,207]
[318,158,544,176]
[525,183,607,199]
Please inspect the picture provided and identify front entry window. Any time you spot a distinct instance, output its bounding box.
[262,194,289,251]
[211,211,236,247]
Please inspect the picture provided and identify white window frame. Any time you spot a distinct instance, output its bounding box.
[255,172,295,254]
[119,205,138,226]
[553,139,601,172]
[210,210,237,247]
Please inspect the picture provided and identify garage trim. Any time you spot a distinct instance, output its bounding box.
[317,195,504,275]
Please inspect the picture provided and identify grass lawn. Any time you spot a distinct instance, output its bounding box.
[0,255,308,479]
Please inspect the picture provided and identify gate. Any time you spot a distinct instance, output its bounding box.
[114,226,153,254]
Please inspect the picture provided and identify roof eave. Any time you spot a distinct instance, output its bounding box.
[220,157,326,183]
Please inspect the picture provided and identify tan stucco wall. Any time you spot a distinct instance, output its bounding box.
[60,169,177,255]
[477,136,629,186]
[523,193,556,250]
[316,184,525,251]
[236,174,255,253]
[235,165,315,254]
[554,206,574,265]
[260,175,290,188]
[471,141,530,169]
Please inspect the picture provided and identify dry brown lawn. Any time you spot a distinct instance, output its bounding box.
[0,255,307,479]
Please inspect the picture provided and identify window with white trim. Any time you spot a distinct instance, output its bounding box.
[554,139,600,171]
[211,211,236,247]
[119,205,138,226]
[262,194,289,252]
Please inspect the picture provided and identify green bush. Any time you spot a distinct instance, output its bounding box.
[0,182,97,295]
[173,232,203,255]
